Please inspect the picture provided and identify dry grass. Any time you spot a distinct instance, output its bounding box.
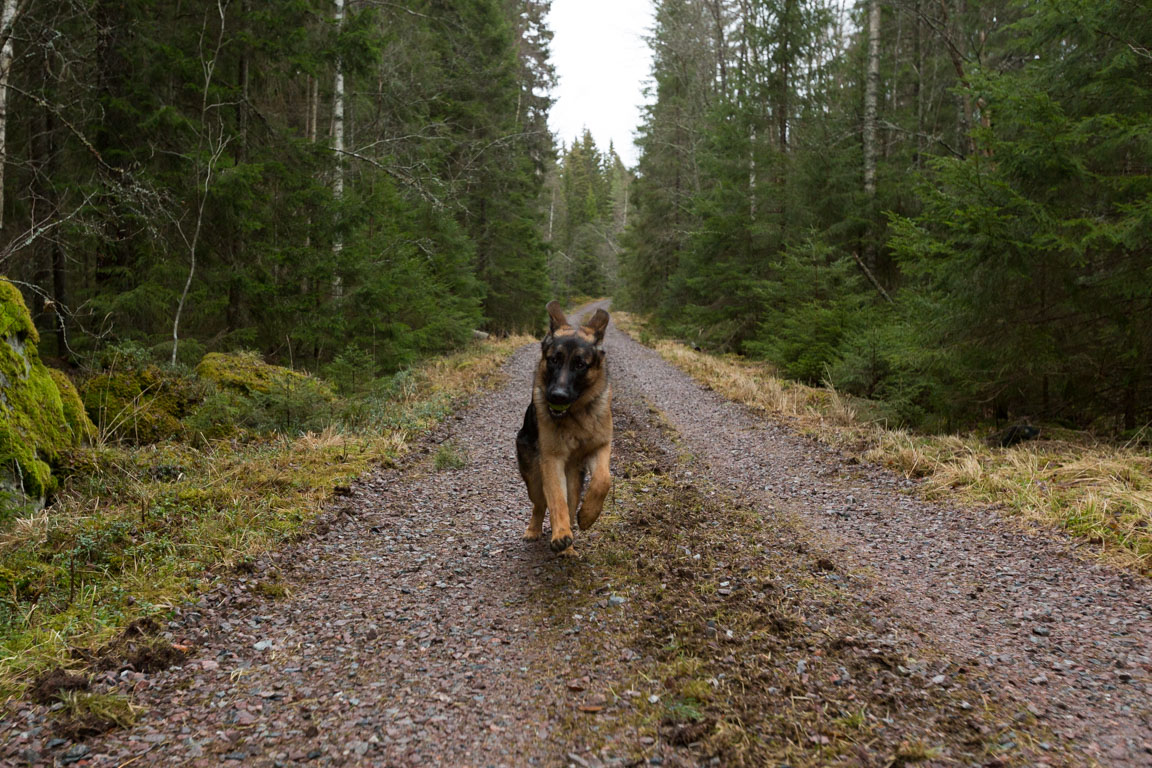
[615,312,1152,573]
[0,335,530,701]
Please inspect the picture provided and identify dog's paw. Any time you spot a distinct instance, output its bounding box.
[577,506,600,531]
[522,526,542,542]
[550,532,573,553]
[556,545,581,559]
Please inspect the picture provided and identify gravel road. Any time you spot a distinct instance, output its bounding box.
[3,301,1149,767]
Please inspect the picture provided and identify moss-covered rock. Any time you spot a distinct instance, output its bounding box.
[196,352,335,401]
[80,366,200,446]
[49,369,96,444]
[0,279,79,510]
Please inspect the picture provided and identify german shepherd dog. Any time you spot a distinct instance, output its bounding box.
[516,301,612,557]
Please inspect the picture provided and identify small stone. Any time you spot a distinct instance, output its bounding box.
[1032,626,1050,637]
[223,752,248,761]
[608,596,626,606]
[1030,673,1048,685]
[60,745,90,765]
[254,639,273,651]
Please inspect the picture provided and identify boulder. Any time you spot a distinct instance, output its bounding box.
[196,351,335,401]
[79,365,198,445]
[0,279,81,511]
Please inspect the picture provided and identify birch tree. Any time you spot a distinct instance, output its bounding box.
[862,0,881,268]
[0,0,22,229]
[331,0,345,299]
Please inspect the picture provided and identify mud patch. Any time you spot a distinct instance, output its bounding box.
[29,668,89,705]
[89,616,188,673]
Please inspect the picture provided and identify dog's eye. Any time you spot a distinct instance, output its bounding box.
[550,353,562,365]
[573,358,586,370]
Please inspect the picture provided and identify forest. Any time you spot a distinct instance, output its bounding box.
[0,0,1150,476]
[0,0,558,373]
[620,0,1152,434]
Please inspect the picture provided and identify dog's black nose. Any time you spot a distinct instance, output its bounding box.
[547,386,574,405]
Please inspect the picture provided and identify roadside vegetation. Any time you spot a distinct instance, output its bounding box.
[0,334,530,702]
[615,312,1152,574]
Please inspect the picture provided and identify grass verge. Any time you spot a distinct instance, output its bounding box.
[614,312,1152,574]
[0,334,531,702]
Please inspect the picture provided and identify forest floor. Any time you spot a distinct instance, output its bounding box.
[3,301,1150,768]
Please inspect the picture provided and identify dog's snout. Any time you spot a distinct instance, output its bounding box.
[547,385,574,405]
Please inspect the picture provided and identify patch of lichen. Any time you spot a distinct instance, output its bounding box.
[79,366,202,445]
[48,370,95,444]
[196,351,335,401]
[0,279,77,504]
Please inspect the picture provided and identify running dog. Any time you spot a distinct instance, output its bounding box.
[515,301,612,557]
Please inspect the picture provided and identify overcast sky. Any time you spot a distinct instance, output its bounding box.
[545,0,655,167]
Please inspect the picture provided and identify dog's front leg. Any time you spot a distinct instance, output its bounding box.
[578,443,611,531]
[542,457,575,554]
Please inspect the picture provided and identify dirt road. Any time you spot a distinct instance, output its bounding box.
[4,301,1150,767]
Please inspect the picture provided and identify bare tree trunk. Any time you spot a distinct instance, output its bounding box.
[778,0,793,152]
[0,0,19,230]
[547,183,555,241]
[863,0,880,201]
[708,0,728,95]
[309,75,319,143]
[913,0,924,168]
[863,0,881,269]
[34,65,69,356]
[238,0,250,160]
[172,0,230,366]
[331,0,345,299]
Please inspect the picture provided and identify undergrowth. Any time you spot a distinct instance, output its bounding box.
[614,312,1152,573]
[0,334,531,701]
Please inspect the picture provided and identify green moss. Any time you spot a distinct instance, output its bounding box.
[196,351,335,401]
[49,370,96,444]
[0,280,38,341]
[80,366,199,446]
[0,278,77,507]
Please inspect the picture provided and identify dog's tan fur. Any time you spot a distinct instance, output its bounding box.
[517,302,612,557]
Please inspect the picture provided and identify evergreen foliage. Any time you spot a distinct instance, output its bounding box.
[545,131,630,300]
[1,0,556,373]
[621,0,1152,433]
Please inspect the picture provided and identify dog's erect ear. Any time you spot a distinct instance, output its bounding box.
[584,308,610,344]
[546,301,568,333]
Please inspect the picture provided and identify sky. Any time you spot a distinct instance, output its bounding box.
[545,0,656,167]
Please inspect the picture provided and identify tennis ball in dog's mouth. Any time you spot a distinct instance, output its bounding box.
[548,402,571,414]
